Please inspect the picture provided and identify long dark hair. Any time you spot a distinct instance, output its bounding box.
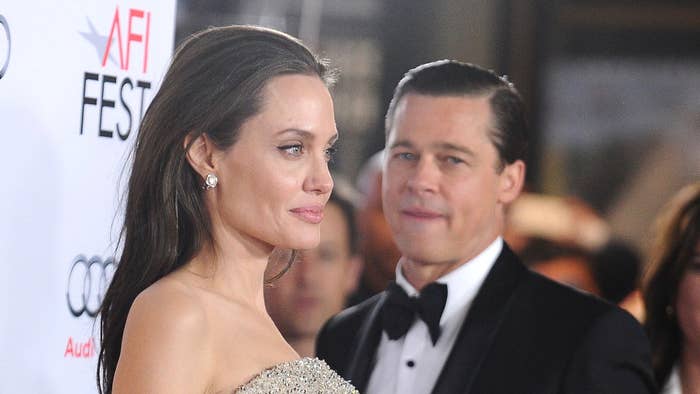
[97,25,334,394]
[643,182,700,386]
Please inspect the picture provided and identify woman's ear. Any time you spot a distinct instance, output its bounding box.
[184,133,217,179]
[497,159,526,204]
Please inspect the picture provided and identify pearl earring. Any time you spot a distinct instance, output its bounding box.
[203,173,218,190]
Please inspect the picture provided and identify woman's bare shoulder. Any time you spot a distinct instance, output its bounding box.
[112,277,214,394]
[135,275,206,319]
[124,276,212,343]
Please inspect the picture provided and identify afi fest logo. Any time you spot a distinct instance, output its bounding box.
[79,6,153,140]
[0,14,10,79]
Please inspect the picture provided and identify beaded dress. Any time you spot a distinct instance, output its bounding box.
[234,357,358,393]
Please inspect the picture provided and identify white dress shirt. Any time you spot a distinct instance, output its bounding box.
[366,237,503,394]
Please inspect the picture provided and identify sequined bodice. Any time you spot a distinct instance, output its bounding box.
[234,357,358,393]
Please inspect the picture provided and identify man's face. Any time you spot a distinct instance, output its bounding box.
[382,93,523,266]
[265,202,361,338]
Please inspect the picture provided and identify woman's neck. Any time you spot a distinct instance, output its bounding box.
[187,226,274,310]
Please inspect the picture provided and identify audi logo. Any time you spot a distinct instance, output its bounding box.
[0,15,10,79]
[66,254,116,317]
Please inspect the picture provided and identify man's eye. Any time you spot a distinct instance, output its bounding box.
[396,152,416,160]
[445,156,464,165]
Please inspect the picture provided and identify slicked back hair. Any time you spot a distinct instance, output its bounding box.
[385,60,528,171]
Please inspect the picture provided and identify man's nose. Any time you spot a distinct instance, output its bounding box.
[406,156,439,194]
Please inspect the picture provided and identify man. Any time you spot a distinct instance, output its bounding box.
[316,61,654,393]
[266,188,362,357]
[348,151,402,306]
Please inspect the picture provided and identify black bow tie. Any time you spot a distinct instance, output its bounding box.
[381,281,448,345]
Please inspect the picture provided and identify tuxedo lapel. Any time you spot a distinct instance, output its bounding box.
[431,246,526,394]
[346,292,386,392]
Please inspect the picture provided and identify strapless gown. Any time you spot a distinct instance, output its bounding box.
[234,357,358,393]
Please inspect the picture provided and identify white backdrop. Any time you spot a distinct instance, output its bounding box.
[0,1,175,392]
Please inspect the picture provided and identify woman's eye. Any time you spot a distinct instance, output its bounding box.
[324,146,338,162]
[279,144,303,156]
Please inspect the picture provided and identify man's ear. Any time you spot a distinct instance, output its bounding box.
[184,133,218,179]
[498,159,525,204]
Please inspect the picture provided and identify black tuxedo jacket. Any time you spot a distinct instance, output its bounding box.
[316,245,655,393]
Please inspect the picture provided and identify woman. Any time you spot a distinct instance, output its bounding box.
[643,182,700,393]
[97,25,357,393]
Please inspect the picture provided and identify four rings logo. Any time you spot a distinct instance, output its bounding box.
[0,14,10,79]
[66,254,116,318]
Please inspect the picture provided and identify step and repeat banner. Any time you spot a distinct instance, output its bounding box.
[0,1,176,392]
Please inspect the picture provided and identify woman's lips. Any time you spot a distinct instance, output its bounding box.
[290,206,324,224]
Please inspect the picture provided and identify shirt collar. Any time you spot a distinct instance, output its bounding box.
[395,237,503,325]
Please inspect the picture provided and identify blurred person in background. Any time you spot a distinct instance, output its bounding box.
[643,182,700,393]
[266,186,363,357]
[505,192,645,320]
[348,150,402,305]
[520,237,601,296]
[504,192,610,254]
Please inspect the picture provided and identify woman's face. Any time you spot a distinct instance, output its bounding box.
[212,74,337,251]
[676,239,700,349]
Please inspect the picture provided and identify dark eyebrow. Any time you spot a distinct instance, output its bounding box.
[277,128,339,145]
[276,128,314,139]
[389,140,476,158]
[388,140,415,150]
[433,142,476,158]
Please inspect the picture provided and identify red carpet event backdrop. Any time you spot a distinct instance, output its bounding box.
[0,1,176,392]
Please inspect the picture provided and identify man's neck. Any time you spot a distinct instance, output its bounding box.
[401,257,466,291]
[400,237,502,291]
